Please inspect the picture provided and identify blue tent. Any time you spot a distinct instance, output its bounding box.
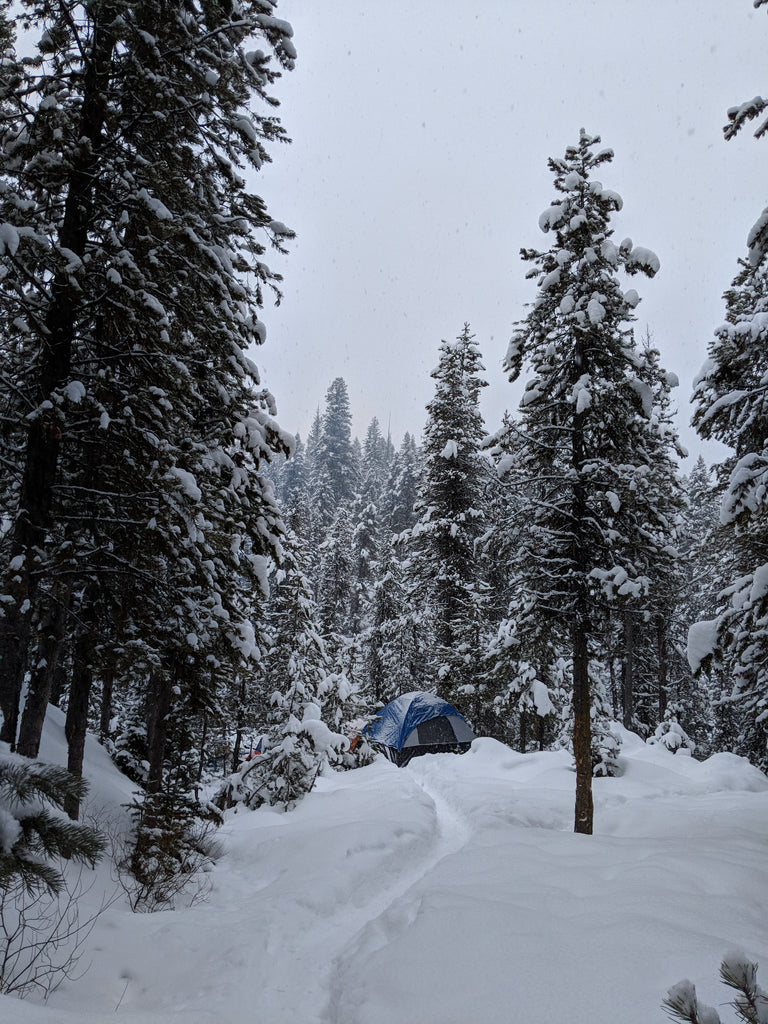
[366,691,475,766]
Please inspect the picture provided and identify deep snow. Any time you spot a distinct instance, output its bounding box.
[3,713,767,1024]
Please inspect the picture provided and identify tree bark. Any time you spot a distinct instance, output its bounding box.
[146,670,172,795]
[99,662,115,744]
[64,630,94,820]
[622,611,635,729]
[657,613,668,720]
[17,595,68,758]
[571,336,593,835]
[572,614,593,834]
[231,675,247,771]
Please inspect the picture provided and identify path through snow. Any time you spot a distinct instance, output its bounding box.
[4,729,767,1024]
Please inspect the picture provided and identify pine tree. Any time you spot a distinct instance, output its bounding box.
[406,324,490,715]
[219,539,345,810]
[316,378,358,512]
[501,131,662,833]
[690,258,768,768]
[382,432,422,536]
[360,417,390,503]
[687,12,768,766]
[362,537,417,703]
[0,0,295,819]
[317,507,355,650]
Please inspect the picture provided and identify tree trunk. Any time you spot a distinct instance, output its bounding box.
[17,595,68,758]
[608,627,619,719]
[519,710,528,753]
[571,337,593,835]
[572,615,593,835]
[0,14,117,747]
[99,662,115,743]
[231,675,247,771]
[657,613,668,720]
[197,710,209,792]
[49,654,67,707]
[146,670,172,795]
[622,611,635,729]
[64,630,94,820]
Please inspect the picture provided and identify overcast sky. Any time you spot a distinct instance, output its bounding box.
[255,0,766,467]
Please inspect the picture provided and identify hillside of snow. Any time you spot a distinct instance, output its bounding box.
[4,716,767,1024]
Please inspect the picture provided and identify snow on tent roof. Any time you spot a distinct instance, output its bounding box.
[366,691,471,752]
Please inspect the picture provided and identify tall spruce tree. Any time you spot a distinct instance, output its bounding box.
[502,131,663,833]
[316,378,358,513]
[406,325,489,714]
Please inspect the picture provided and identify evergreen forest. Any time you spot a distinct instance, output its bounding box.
[1,0,767,923]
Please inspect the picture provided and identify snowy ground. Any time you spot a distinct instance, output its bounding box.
[4,714,768,1024]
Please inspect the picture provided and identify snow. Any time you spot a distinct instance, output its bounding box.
[538,204,566,231]
[0,221,20,255]
[3,717,767,1024]
[0,803,21,853]
[167,466,202,501]
[606,490,621,513]
[626,245,661,276]
[749,562,768,605]
[687,618,719,672]
[439,439,458,459]
[587,297,605,323]
[62,380,86,404]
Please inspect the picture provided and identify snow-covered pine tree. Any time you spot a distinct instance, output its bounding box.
[687,11,768,766]
[690,258,768,767]
[316,378,358,514]
[406,324,490,716]
[606,339,687,736]
[502,131,662,833]
[317,507,355,650]
[381,432,422,536]
[362,536,418,704]
[350,497,380,636]
[676,459,726,753]
[0,0,295,817]
[482,412,556,747]
[279,433,312,538]
[360,417,390,504]
[220,539,346,810]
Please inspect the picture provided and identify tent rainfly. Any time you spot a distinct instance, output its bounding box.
[365,691,475,767]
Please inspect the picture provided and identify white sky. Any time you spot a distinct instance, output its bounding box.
[255,0,767,467]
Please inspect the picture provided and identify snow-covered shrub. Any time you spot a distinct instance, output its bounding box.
[490,659,558,751]
[319,672,375,769]
[218,700,347,812]
[648,705,696,755]
[122,790,222,912]
[592,717,623,777]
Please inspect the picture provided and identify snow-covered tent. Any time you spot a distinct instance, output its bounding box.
[365,691,475,767]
